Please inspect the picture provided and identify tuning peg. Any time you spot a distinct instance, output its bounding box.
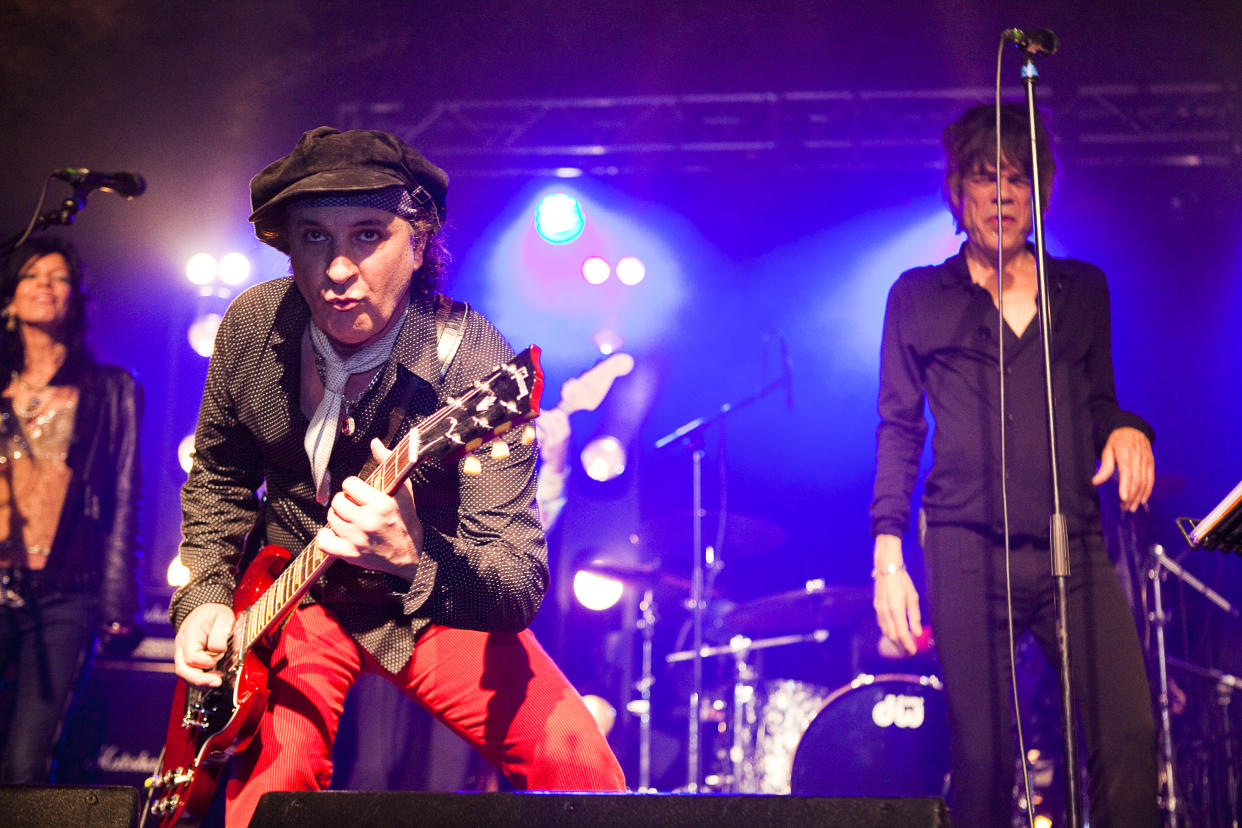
[521,424,536,445]
[463,454,483,475]
[491,441,510,460]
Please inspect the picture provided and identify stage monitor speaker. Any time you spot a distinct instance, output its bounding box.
[0,784,140,828]
[251,791,952,827]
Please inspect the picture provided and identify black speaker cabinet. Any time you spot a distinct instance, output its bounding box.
[57,659,177,787]
[251,791,952,827]
[0,785,140,828]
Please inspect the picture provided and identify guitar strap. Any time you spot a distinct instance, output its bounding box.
[433,292,470,381]
[361,293,468,481]
[246,294,470,561]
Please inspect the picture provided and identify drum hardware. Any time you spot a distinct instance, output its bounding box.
[667,631,830,793]
[576,555,675,792]
[665,630,830,664]
[630,585,658,792]
[652,349,791,791]
[1149,543,1242,828]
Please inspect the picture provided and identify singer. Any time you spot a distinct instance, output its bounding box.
[869,103,1159,826]
[0,236,143,783]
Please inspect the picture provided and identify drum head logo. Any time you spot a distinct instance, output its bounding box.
[871,693,926,729]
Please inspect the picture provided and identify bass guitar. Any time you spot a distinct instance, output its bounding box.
[143,346,543,826]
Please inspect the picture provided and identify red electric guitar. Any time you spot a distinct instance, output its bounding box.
[143,347,544,826]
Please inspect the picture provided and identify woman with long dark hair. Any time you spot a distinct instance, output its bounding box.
[0,235,142,783]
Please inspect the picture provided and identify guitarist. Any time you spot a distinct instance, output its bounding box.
[169,127,624,826]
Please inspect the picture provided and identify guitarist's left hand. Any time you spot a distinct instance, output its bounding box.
[319,438,424,581]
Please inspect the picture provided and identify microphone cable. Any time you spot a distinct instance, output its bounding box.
[4,176,54,254]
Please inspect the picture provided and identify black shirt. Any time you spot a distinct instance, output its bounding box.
[870,245,1153,541]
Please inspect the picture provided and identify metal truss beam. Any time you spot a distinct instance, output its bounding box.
[337,84,1241,176]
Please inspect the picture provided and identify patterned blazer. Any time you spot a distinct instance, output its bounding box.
[171,278,547,672]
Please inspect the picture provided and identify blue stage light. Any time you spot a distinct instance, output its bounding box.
[535,193,585,244]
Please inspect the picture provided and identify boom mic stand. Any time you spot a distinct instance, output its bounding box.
[0,188,90,256]
[1010,31,1083,828]
[653,365,790,792]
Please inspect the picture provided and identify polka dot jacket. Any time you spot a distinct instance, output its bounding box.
[170,278,548,673]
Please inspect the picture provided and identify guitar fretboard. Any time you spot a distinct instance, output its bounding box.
[235,351,540,653]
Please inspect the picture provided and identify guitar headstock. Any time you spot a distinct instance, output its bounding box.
[421,345,544,464]
[558,352,634,415]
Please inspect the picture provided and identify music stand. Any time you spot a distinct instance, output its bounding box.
[1179,479,1242,554]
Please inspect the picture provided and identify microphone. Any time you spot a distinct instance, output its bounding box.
[1002,27,1059,57]
[52,168,147,199]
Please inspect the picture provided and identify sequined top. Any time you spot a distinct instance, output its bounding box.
[170,279,548,673]
[0,388,78,565]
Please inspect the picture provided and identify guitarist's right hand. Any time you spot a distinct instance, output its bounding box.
[174,602,235,687]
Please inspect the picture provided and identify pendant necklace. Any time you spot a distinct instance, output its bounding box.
[11,371,48,419]
[313,354,383,437]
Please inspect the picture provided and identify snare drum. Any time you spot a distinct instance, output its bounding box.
[790,674,950,797]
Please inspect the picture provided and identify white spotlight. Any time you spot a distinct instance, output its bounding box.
[217,252,251,286]
[615,256,646,286]
[582,256,611,285]
[573,570,624,611]
[167,555,190,588]
[581,436,626,482]
[591,329,625,356]
[177,433,196,474]
[187,312,222,357]
[581,694,618,735]
[185,253,217,286]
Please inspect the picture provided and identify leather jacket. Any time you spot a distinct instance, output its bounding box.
[0,357,142,628]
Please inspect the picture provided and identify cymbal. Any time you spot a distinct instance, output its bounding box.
[578,557,691,591]
[723,583,871,636]
[636,510,789,557]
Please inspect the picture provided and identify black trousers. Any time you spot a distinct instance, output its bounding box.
[925,525,1159,828]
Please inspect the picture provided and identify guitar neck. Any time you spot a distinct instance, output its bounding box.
[233,345,542,654]
[239,428,421,651]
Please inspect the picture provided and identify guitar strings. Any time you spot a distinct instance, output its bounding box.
[238,363,532,652]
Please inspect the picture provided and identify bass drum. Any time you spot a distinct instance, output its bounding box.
[790,674,950,798]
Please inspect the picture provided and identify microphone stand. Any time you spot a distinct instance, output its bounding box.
[1019,52,1082,828]
[653,368,789,793]
[0,188,90,256]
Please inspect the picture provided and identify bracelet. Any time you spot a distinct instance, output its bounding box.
[871,562,906,579]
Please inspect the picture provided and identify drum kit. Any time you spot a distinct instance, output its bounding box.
[653,579,951,797]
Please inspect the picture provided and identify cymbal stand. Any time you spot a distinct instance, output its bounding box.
[628,585,657,792]
[729,644,758,793]
[1148,544,1182,827]
[1150,543,1242,828]
[1168,657,1242,828]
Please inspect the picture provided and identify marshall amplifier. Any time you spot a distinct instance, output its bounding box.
[56,656,176,787]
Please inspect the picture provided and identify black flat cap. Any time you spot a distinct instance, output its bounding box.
[248,126,449,252]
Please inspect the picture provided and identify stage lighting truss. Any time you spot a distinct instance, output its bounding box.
[337,83,1240,176]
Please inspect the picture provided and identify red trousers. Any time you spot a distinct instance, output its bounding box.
[226,604,626,827]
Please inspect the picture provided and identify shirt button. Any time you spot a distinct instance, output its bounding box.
[1006,413,1015,423]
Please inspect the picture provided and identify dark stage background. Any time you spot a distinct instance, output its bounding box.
[1,0,1240,803]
